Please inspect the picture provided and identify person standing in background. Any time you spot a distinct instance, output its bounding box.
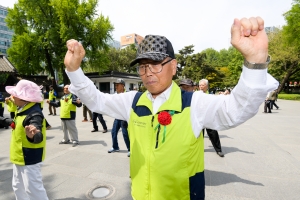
[44,85,57,116]
[0,92,7,129]
[107,79,130,157]
[47,85,82,147]
[199,79,225,157]
[270,89,279,110]
[91,112,108,133]
[82,103,92,122]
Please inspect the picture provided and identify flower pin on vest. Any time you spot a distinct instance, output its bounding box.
[10,121,16,129]
[65,97,69,102]
[154,110,175,143]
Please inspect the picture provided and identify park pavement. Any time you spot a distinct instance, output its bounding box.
[0,99,300,200]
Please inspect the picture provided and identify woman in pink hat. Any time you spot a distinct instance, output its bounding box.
[5,79,48,200]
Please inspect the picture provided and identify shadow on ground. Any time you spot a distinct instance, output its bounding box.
[205,170,263,186]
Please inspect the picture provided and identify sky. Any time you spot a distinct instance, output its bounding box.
[0,0,294,53]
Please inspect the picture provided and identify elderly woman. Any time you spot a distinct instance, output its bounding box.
[5,80,48,200]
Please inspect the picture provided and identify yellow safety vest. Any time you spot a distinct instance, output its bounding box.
[128,83,204,200]
[10,103,46,165]
[60,93,76,118]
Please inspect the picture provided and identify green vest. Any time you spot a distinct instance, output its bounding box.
[128,83,204,200]
[10,103,46,166]
[49,90,56,101]
[6,100,17,112]
[60,93,76,118]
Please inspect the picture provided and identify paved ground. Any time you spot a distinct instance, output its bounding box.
[0,99,299,200]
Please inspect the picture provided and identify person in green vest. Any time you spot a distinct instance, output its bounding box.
[44,85,57,115]
[4,80,48,200]
[0,92,7,129]
[47,85,82,147]
[63,17,279,200]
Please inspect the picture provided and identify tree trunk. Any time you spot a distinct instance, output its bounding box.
[62,65,70,85]
[278,63,300,93]
[44,48,57,89]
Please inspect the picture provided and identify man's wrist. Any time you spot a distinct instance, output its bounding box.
[244,55,271,69]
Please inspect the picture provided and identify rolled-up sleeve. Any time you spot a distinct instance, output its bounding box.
[191,66,279,138]
[66,68,137,121]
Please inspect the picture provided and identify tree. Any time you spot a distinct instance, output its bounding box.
[268,28,300,93]
[176,45,194,79]
[227,46,244,85]
[90,44,137,73]
[266,0,300,93]
[181,52,224,88]
[6,0,114,86]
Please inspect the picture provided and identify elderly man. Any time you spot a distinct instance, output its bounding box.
[64,17,278,200]
[199,79,224,157]
[108,78,130,157]
[47,85,82,147]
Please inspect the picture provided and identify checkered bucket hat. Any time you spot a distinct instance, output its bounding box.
[130,35,175,66]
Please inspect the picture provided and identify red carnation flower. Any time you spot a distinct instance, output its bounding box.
[10,122,15,129]
[158,111,172,126]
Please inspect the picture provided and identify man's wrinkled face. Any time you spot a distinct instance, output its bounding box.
[199,82,208,92]
[138,58,177,98]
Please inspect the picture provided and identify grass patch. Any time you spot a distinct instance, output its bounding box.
[278,93,300,101]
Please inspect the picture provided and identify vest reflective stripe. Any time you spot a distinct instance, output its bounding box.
[10,103,46,166]
[128,83,204,200]
[7,100,17,112]
[49,90,56,100]
[60,93,76,118]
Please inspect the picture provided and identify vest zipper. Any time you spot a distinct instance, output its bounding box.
[155,125,161,149]
[151,115,154,127]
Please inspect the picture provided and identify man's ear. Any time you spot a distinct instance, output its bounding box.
[171,59,177,75]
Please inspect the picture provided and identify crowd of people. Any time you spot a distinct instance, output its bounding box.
[0,16,280,200]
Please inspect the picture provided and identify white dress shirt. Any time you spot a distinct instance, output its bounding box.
[67,66,278,138]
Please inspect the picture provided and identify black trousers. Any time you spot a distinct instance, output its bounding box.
[92,112,107,131]
[264,101,272,113]
[270,100,279,109]
[204,128,222,152]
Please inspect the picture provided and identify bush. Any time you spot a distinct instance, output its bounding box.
[278,94,300,101]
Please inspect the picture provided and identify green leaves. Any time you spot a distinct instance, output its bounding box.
[6,0,113,85]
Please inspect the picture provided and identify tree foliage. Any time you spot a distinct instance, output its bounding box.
[105,44,137,73]
[268,28,300,92]
[6,0,114,85]
[265,0,300,93]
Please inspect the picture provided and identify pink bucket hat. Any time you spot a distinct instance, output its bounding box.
[5,80,43,103]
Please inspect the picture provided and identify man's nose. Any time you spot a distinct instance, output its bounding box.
[145,66,153,76]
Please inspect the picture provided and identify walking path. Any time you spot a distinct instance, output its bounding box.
[0,99,299,200]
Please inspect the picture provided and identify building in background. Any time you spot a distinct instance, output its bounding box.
[120,33,143,49]
[86,71,141,94]
[0,5,13,56]
[265,26,279,34]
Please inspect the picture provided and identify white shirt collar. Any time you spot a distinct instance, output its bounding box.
[146,82,173,102]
